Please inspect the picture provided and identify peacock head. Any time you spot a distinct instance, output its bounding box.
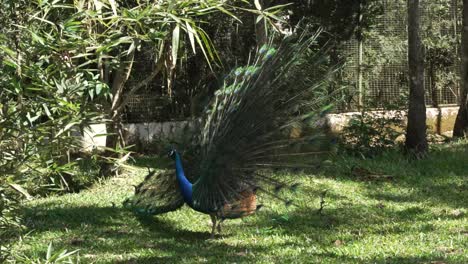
[167,148,177,160]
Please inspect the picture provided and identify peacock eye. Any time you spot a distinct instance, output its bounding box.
[167,149,175,158]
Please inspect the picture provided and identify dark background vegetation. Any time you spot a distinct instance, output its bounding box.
[1,0,467,262]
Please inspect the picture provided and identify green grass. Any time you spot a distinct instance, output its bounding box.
[9,142,468,263]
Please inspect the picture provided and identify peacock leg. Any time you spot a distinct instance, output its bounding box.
[217,218,224,234]
[210,214,217,238]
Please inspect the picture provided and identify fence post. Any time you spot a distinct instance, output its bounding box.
[358,38,364,109]
[357,2,364,109]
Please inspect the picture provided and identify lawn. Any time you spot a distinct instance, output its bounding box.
[9,142,468,263]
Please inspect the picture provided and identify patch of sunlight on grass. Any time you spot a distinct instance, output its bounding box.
[9,141,468,263]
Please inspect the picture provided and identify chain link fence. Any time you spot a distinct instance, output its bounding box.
[337,0,461,111]
[123,1,463,122]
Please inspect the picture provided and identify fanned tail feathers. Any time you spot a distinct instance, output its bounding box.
[124,30,338,216]
[191,30,339,212]
[123,169,184,215]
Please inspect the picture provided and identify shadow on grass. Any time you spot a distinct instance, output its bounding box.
[20,197,466,263]
[17,142,467,263]
[129,155,171,170]
[21,204,270,263]
[370,255,466,264]
[314,252,466,264]
[249,200,464,240]
[320,142,468,209]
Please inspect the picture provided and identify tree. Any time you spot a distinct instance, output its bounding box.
[1,1,107,257]
[79,1,234,154]
[454,0,468,138]
[405,0,428,157]
[63,1,283,157]
[286,0,383,42]
[0,1,103,180]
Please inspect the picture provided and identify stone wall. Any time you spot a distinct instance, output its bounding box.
[81,107,460,151]
[124,120,199,145]
[80,120,199,151]
[326,107,459,136]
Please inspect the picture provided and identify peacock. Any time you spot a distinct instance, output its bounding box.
[123,30,338,238]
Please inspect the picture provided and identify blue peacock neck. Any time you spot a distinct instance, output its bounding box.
[174,152,193,205]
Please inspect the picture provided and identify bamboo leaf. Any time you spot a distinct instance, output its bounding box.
[75,0,85,11]
[185,21,196,54]
[42,103,54,120]
[55,121,78,138]
[127,40,136,56]
[30,31,45,45]
[166,13,182,24]
[2,58,18,69]
[96,83,103,95]
[29,14,57,27]
[254,0,262,10]
[108,0,118,16]
[89,89,94,100]
[8,183,33,200]
[92,0,104,12]
[0,46,16,57]
[216,6,241,22]
[197,28,219,63]
[256,15,264,24]
[264,12,286,23]
[26,112,40,125]
[172,24,180,64]
[71,53,94,59]
[264,3,292,11]
[193,30,212,70]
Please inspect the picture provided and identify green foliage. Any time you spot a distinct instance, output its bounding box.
[340,110,406,156]
[330,0,461,110]
[0,0,108,255]
[0,1,106,187]
[422,0,460,106]
[0,187,23,262]
[287,0,384,42]
[14,242,80,264]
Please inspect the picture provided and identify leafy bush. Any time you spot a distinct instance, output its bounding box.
[0,0,109,190]
[0,187,23,262]
[0,1,110,256]
[340,110,406,156]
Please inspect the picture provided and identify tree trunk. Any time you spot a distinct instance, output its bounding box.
[103,44,164,163]
[453,0,468,138]
[105,61,134,152]
[405,0,428,157]
[102,49,136,176]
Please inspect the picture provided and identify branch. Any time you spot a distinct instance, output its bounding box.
[317,190,328,215]
[111,58,135,114]
[113,57,165,115]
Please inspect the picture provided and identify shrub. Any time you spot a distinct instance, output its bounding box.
[340,110,406,156]
[0,187,23,262]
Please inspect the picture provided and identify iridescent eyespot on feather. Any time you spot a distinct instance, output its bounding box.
[235,67,244,76]
[259,44,269,54]
[245,66,258,76]
[265,48,277,59]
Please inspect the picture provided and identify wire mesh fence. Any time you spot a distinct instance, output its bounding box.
[123,94,171,123]
[337,0,462,111]
[123,1,462,122]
